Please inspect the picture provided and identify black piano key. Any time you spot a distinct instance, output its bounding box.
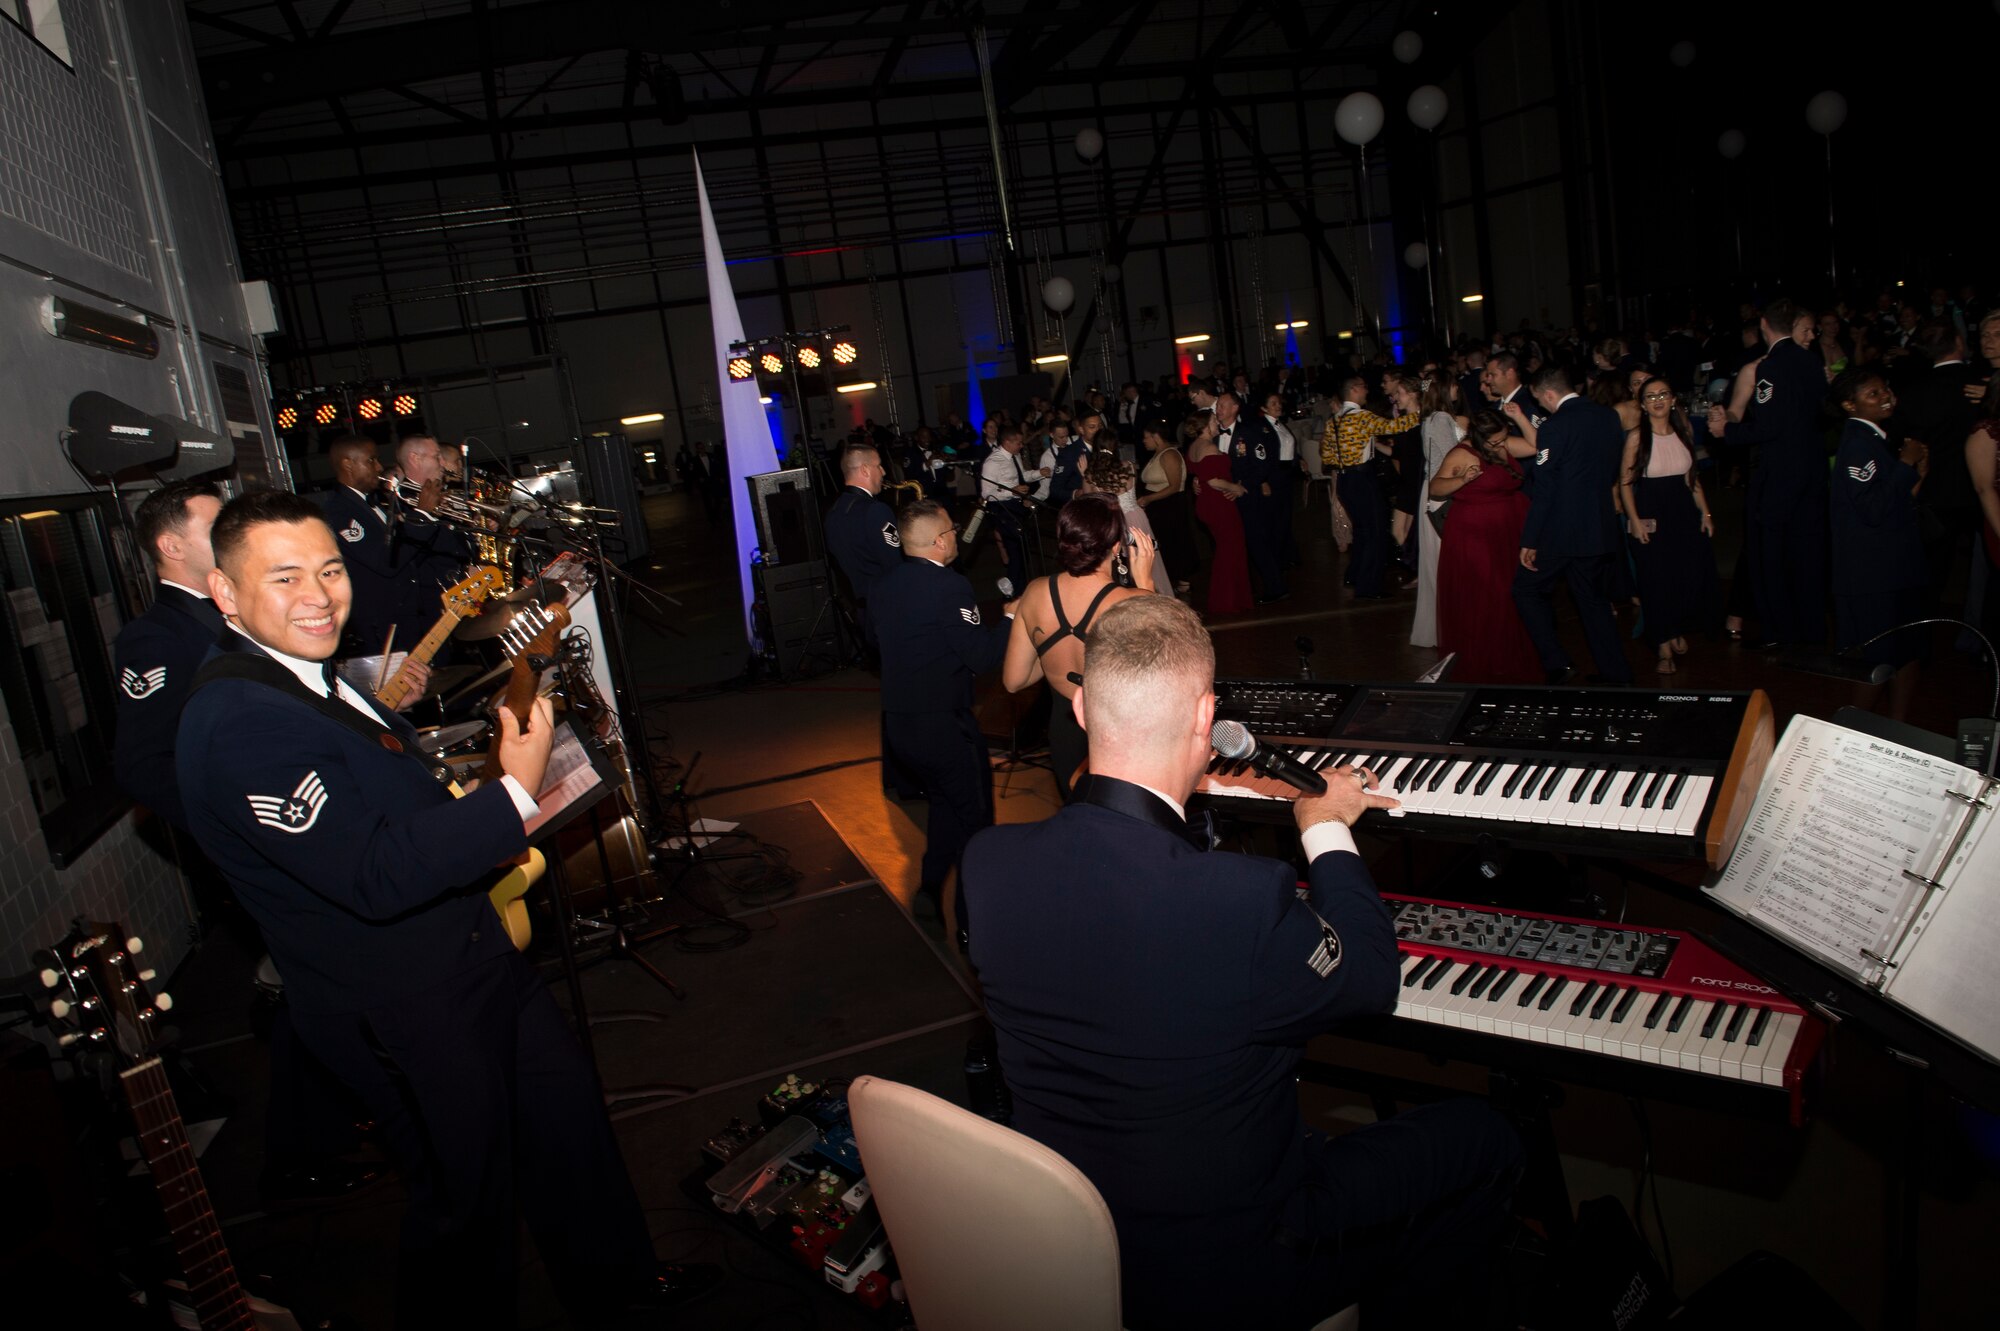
[1746,1006,1773,1047]
[1568,979,1599,1016]
[1310,751,1338,770]
[1699,1001,1728,1039]
[1610,987,1640,1022]
[1467,966,1499,999]
[1590,768,1618,804]
[1537,976,1570,1011]
[1403,955,1437,988]
[1722,1003,1750,1042]
[1663,769,1689,810]
[1473,762,1502,796]
[1619,770,1646,808]
[1666,993,1696,1032]
[1421,961,1454,991]
[1488,969,1520,1001]
[1449,964,1482,996]
[1426,760,1454,792]
[1393,759,1419,792]
[1501,765,1530,798]
[1415,755,1444,786]
[1327,752,1352,770]
[1455,761,1483,794]
[1518,973,1548,1007]
[1642,991,1672,1029]
[1537,766,1564,800]
[1641,769,1668,809]
[1589,984,1619,1019]
[1567,767,1595,803]
[1384,757,1412,787]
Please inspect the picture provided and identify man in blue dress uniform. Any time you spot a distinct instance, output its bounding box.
[176,491,716,1324]
[1510,365,1634,683]
[962,596,1521,1329]
[1218,390,1288,603]
[825,443,924,799]
[316,435,473,660]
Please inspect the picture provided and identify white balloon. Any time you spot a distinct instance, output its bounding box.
[1717,129,1746,160]
[1101,263,1122,284]
[1334,91,1385,146]
[1805,90,1847,136]
[1073,127,1104,161]
[1391,31,1423,64]
[1042,276,1075,312]
[1668,40,1696,68]
[1406,85,1448,131]
[1404,242,1429,270]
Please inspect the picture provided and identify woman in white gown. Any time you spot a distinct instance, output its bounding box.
[1410,373,1464,648]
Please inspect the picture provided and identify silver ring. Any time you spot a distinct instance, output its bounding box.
[1353,769,1368,787]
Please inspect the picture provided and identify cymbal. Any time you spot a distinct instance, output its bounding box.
[415,720,488,756]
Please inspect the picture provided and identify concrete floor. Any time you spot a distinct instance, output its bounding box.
[120,480,1999,1329]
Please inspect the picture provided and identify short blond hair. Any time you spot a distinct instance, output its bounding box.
[1081,596,1214,752]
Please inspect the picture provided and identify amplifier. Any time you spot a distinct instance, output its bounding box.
[747,468,824,566]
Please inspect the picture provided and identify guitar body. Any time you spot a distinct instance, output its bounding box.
[448,778,547,951]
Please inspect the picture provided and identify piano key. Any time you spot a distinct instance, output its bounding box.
[1610,986,1641,1024]
[1642,991,1672,1031]
[1467,966,1500,999]
[1745,1005,1772,1046]
[1662,769,1688,809]
[1589,983,1620,1020]
[1619,770,1646,807]
[1537,976,1570,1011]
[1699,1000,1728,1040]
[1667,776,1714,837]
[1421,960,1456,991]
[1472,762,1503,796]
[1537,766,1565,800]
[1487,969,1520,1003]
[1568,979,1599,1017]
[1426,760,1454,792]
[1403,955,1439,988]
[1449,964,1482,996]
[1756,1014,1805,1087]
[1589,768,1618,804]
[1666,994,1696,1033]
[1567,767,1596,803]
[1501,765,1531,799]
[1454,761,1483,794]
[1723,1004,1750,1043]
[1518,973,1549,1008]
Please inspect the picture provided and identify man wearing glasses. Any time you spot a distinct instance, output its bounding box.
[869,500,1016,918]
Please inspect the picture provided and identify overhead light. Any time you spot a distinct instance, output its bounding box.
[831,340,858,365]
[797,345,822,370]
[1337,330,1355,340]
[392,393,418,415]
[835,382,878,394]
[1461,294,1485,304]
[642,452,657,462]
[758,395,773,404]
[1033,353,1069,365]
[1274,320,1310,330]
[1174,333,1210,345]
[275,405,299,430]
[356,397,383,421]
[759,352,785,375]
[1896,279,1906,288]
[19,510,58,521]
[727,355,755,380]
[589,430,611,437]
[620,412,665,425]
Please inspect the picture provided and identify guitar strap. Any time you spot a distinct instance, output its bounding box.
[189,642,454,784]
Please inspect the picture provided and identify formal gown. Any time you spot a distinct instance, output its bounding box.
[1141,446,1199,581]
[1411,412,1462,648]
[1117,488,1172,593]
[1436,449,1542,683]
[1626,431,1720,650]
[1192,451,1253,616]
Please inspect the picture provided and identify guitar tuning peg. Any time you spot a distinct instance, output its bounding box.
[57,1032,82,1048]
[152,991,174,1011]
[49,998,71,1019]
[138,969,157,983]
[126,936,145,955]
[38,967,61,989]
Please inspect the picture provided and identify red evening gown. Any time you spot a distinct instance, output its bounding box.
[1436,449,1542,684]
[1191,451,1253,615]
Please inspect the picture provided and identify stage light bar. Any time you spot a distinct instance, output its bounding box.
[1174,333,1210,345]
[797,345,822,370]
[314,402,339,426]
[727,355,756,380]
[356,397,383,421]
[759,352,784,375]
[1033,353,1069,365]
[620,412,665,425]
[835,382,877,394]
[1461,293,1485,304]
[831,340,858,365]
[392,393,418,415]
[275,406,299,430]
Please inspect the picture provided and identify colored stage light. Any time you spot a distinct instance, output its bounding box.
[728,355,756,380]
[314,401,339,426]
[356,397,383,420]
[797,345,821,369]
[276,406,299,430]
[760,352,785,374]
[830,340,857,365]
[392,393,419,415]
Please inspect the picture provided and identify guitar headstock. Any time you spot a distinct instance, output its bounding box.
[496,601,572,665]
[443,564,507,617]
[36,921,170,1067]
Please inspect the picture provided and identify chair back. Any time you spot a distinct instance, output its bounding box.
[848,1074,1123,1331]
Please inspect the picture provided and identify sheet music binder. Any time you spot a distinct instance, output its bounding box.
[1705,714,2000,1065]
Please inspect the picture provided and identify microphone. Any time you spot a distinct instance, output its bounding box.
[1210,719,1326,795]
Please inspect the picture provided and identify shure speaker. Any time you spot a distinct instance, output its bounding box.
[759,559,840,678]
[577,433,650,563]
[746,468,824,566]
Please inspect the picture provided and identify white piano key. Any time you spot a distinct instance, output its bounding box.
[1668,775,1714,838]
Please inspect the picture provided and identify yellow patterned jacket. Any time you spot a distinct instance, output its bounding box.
[1319,405,1421,470]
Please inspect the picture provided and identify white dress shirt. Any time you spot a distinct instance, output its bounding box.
[1266,412,1297,463]
[980,448,1051,503]
[1138,779,1358,860]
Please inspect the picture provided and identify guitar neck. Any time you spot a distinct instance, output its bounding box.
[375,610,463,708]
[121,1058,257,1331]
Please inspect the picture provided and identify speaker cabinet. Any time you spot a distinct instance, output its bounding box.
[758,558,840,678]
[578,433,651,563]
[746,468,824,566]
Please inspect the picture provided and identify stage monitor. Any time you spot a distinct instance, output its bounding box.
[746,467,823,566]
[65,392,175,479]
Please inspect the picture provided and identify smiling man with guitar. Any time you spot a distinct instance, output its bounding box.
[176,490,718,1325]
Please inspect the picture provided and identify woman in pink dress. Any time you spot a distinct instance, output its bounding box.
[1431,409,1542,684]
[1182,413,1252,616]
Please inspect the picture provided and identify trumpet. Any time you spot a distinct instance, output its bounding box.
[391,477,513,528]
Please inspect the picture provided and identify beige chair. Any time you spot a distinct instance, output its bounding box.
[848,1075,1359,1331]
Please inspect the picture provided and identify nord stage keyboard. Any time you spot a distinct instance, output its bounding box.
[1328,895,1825,1124]
[1195,681,1775,869]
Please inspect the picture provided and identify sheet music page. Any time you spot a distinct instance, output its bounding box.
[1707,716,1973,981]
[1877,800,2000,1061]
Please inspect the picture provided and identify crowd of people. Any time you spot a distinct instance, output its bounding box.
[829,279,2000,693]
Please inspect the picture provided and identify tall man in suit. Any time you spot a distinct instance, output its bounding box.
[1511,365,1634,683]
[978,426,1051,597]
[177,491,716,1324]
[1896,319,1983,605]
[962,596,1520,1330]
[1216,390,1287,602]
[1481,351,1543,436]
[1707,298,1830,646]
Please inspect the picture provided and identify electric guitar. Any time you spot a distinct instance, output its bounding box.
[374,565,506,710]
[39,924,304,1331]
